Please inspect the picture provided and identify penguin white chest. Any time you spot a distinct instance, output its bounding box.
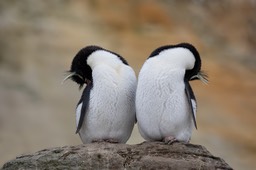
[77,65,136,143]
[136,67,193,142]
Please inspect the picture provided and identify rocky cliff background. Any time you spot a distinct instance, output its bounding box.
[0,0,255,169]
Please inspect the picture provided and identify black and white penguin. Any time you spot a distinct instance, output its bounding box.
[135,43,208,144]
[63,45,137,143]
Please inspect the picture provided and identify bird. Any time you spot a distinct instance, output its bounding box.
[62,45,137,143]
[135,43,208,144]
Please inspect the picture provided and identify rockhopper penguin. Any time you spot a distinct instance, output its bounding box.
[63,45,137,143]
[135,43,208,144]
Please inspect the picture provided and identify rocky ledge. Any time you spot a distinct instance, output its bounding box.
[2,142,232,170]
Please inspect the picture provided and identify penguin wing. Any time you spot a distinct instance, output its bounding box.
[76,82,92,134]
[184,80,197,129]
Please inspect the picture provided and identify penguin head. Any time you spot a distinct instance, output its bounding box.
[62,45,128,88]
[149,43,208,83]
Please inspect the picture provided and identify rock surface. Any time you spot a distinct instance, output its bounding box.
[2,142,232,170]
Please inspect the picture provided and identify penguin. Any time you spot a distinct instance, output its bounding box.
[62,45,137,143]
[135,43,208,144]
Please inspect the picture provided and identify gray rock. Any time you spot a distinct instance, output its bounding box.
[2,142,232,170]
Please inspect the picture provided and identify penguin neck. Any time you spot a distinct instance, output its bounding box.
[157,48,195,70]
[87,50,122,69]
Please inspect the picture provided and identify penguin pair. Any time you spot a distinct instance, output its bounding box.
[63,43,208,144]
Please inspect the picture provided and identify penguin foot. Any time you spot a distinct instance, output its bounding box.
[163,136,177,145]
[104,139,119,143]
[92,139,119,143]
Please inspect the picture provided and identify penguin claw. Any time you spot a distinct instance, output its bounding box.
[163,136,177,145]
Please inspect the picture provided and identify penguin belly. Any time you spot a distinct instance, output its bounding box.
[77,65,136,143]
[136,68,193,142]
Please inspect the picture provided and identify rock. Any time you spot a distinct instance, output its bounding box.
[2,142,232,170]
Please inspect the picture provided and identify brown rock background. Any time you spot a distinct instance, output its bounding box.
[0,0,255,169]
[2,142,232,170]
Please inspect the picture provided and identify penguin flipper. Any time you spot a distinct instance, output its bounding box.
[76,82,92,134]
[184,80,197,129]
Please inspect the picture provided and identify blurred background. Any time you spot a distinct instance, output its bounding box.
[0,0,255,169]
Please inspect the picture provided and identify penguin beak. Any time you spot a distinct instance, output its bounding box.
[191,71,208,84]
[61,72,84,84]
